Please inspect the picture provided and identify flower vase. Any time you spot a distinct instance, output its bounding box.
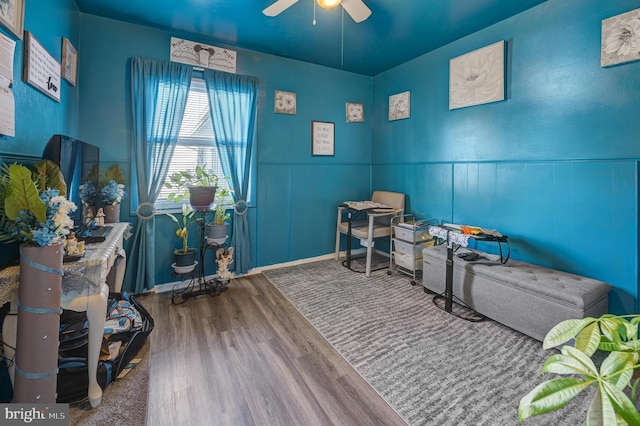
[104,204,120,223]
[13,242,63,403]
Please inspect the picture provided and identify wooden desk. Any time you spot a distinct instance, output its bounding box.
[0,222,129,407]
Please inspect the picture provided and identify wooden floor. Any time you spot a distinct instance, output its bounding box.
[146,274,406,426]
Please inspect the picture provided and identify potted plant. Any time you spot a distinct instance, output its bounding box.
[164,165,218,210]
[205,187,233,244]
[99,164,127,223]
[519,314,640,425]
[166,203,197,273]
[0,160,77,403]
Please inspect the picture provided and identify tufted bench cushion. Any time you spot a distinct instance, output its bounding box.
[422,244,611,341]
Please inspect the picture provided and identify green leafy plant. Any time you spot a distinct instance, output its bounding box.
[165,203,196,254]
[99,164,125,187]
[519,314,640,425]
[164,165,219,204]
[0,160,76,246]
[212,186,233,225]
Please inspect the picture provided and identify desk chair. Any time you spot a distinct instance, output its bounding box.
[335,191,405,277]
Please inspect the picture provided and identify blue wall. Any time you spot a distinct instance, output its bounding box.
[0,0,79,155]
[371,0,640,314]
[5,0,640,314]
[76,14,373,288]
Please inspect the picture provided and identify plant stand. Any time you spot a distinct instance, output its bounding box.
[170,209,230,304]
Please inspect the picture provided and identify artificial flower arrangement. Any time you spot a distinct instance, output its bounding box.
[78,180,98,206]
[99,164,127,206]
[78,164,99,207]
[100,180,127,205]
[0,160,77,247]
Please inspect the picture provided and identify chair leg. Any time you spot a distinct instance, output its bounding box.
[365,215,375,277]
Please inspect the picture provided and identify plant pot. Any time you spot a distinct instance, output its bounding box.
[103,204,120,223]
[174,248,196,267]
[172,260,198,274]
[206,223,228,240]
[14,242,63,403]
[188,186,217,210]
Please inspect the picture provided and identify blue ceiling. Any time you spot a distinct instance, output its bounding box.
[75,0,548,76]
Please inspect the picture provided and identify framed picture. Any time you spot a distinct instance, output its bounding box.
[274,90,296,115]
[346,102,364,123]
[449,40,505,110]
[601,8,640,67]
[61,38,78,86]
[311,121,334,156]
[22,31,61,102]
[388,91,410,121]
[0,0,25,40]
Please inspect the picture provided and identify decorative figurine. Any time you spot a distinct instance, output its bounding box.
[64,231,85,256]
[96,208,106,227]
[84,207,95,226]
[215,247,234,282]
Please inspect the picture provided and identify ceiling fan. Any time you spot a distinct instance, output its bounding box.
[263,0,372,23]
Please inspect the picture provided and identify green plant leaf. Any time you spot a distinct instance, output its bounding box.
[559,346,599,376]
[518,377,592,421]
[600,351,635,389]
[601,318,625,343]
[576,322,602,356]
[585,386,617,426]
[543,352,598,377]
[32,159,67,196]
[601,381,640,425]
[543,318,596,349]
[5,164,47,222]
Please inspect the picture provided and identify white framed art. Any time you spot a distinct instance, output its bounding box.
[449,40,505,110]
[601,8,640,67]
[388,91,410,121]
[311,120,334,156]
[274,90,296,115]
[0,0,25,40]
[346,102,364,123]
[61,38,78,86]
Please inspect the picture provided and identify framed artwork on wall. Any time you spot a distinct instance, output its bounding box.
[311,120,334,156]
[274,90,296,115]
[61,38,78,86]
[346,102,364,123]
[388,91,410,121]
[22,31,61,102]
[449,40,505,110]
[601,8,640,67]
[0,0,25,40]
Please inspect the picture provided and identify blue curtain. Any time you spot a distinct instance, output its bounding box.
[204,70,258,274]
[126,57,192,293]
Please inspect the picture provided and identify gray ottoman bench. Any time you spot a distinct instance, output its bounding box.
[422,244,611,341]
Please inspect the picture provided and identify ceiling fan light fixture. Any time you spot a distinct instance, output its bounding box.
[317,0,341,9]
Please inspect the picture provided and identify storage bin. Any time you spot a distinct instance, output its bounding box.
[394,239,435,257]
[394,252,422,271]
[393,224,432,243]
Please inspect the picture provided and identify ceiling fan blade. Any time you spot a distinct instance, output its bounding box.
[341,0,371,23]
[263,0,299,17]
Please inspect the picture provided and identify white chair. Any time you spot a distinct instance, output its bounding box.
[335,191,405,276]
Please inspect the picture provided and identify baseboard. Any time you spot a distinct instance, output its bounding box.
[154,248,388,293]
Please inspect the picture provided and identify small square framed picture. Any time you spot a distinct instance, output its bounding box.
[274,90,296,115]
[61,38,78,86]
[346,102,364,123]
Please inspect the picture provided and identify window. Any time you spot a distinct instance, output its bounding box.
[155,78,230,211]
